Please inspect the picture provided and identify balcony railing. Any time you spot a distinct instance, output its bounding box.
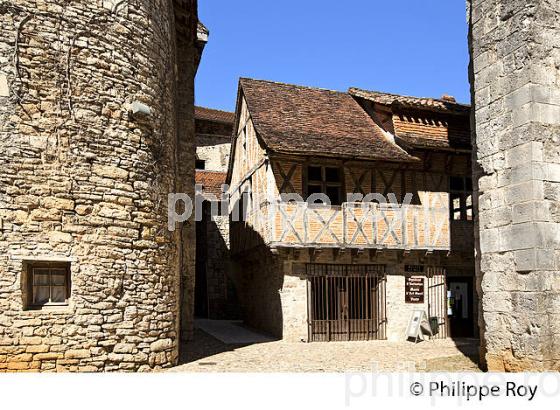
[269,201,450,250]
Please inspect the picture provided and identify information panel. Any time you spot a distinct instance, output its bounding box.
[405,276,425,303]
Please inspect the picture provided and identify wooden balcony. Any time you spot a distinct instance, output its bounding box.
[269,201,450,251]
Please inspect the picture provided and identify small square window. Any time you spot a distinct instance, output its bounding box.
[25,262,71,309]
[195,159,206,170]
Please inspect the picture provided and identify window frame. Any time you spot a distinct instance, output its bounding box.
[242,125,248,163]
[304,164,344,206]
[449,175,473,221]
[26,262,71,308]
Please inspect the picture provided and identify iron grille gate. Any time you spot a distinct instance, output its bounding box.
[307,264,387,342]
[427,267,448,339]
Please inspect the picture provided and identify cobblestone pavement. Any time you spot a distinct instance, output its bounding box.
[170,329,481,372]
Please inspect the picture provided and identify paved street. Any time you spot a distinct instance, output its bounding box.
[170,327,480,373]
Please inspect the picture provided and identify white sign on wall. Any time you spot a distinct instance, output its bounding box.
[406,310,433,343]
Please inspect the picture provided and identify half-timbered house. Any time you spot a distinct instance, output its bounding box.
[226,78,476,342]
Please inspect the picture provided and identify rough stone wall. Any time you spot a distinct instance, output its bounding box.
[175,1,199,343]
[470,0,560,370]
[195,134,230,172]
[194,114,234,318]
[232,249,284,338]
[0,0,198,372]
[198,202,239,319]
[195,115,232,172]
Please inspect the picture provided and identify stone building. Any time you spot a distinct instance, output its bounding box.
[0,0,204,372]
[193,106,240,319]
[227,78,476,342]
[195,106,234,172]
[469,0,560,371]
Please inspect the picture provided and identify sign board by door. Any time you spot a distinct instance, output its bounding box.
[406,310,433,343]
[405,276,425,303]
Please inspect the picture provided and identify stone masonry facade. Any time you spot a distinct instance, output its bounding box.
[195,134,231,173]
[195,106,233,172]
[197,201,240,319]
[0,0,200,372]
[194,107,237,319]
[2,0,559,373]
[234,249,476,343]
[470,0,560,370]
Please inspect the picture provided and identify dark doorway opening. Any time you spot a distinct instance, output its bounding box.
[447,276,474,338]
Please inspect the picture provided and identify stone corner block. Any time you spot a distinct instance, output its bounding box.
[514,249,555,272]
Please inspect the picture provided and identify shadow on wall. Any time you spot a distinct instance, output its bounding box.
[228,219,286,339]
[182,216,283,366]
[450,220,475,253]
[195,201,243,320]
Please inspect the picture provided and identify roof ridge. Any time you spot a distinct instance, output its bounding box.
[240,77,345,95]
[349,87,471,108]
[195,106,234,114]
[237,77,418,163]
[350,87,434,100]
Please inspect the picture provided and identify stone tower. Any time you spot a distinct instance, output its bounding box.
[470,0,560,370]
[0,0,202,371]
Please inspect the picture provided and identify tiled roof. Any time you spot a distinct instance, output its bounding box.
[350,88,472,151]
[195,106,235,124]
[239,78,416,163]
[195,170,227,197]
[348,87,471,115]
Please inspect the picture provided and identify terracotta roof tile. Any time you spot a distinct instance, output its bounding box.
[195,106,235,124]
[195,170,227,197]
[239,79,416,163]
[349,87,471,115]
[350,88,471,151]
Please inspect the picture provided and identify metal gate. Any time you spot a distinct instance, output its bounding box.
[427,267,448,339]
[307,264,386,342]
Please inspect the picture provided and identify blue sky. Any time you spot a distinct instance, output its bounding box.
[196,0,470,112]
